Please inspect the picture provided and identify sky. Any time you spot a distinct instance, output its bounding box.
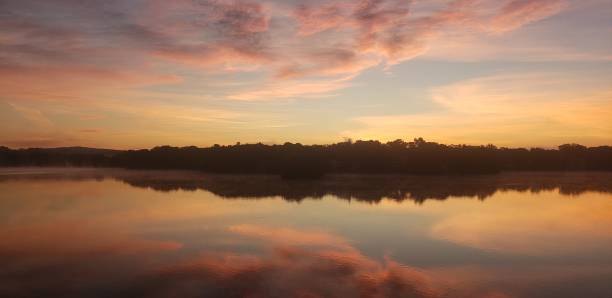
[0,0,611,149]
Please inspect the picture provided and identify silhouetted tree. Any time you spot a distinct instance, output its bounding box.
[1,139,611,178]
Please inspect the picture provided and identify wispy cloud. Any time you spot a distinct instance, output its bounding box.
[345,71,612,147]
[1,0,608,147]
[6,102,54,129]
[487,0,568,33]
[0,0,573,101]
[228,75,355,101]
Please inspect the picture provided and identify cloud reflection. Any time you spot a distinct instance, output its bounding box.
[1,169,611,297]
[126,246,440,298]
[430,191,612,255]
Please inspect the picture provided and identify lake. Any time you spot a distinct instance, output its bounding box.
[1,168,611,298]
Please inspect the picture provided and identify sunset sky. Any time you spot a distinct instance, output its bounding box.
[1,0,611,149]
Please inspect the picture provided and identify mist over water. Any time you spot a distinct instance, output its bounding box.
[1,168,611,298]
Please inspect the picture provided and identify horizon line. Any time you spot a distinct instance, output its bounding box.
[3,138,611,151]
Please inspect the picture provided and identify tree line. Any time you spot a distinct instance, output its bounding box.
[1,138,611,177]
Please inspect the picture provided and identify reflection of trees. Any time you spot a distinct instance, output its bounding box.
[118,172,612,203]
[3,170,610,203]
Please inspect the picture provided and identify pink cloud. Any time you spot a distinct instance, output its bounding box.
[227,75,355,101]
[0,63,181,102]
[290,0,568,66]
[143,0,272,68]
[488,0,568,33]
[275,48,379,79]
[294,3,349,36]
[0,0,570,102]
[152,44,271,70]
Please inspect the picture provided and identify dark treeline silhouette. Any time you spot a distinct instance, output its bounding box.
[1,138,612,177]
[1,169,611,203]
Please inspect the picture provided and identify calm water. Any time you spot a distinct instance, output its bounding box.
[1,168,612,298]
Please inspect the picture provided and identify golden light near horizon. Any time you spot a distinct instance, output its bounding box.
[0,0,611,148]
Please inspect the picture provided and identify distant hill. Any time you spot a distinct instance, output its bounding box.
[0,146,120,156]
[0,146,121,167]
[34,147,122,156]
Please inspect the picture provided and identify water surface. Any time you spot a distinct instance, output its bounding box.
[1,168,611,298]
